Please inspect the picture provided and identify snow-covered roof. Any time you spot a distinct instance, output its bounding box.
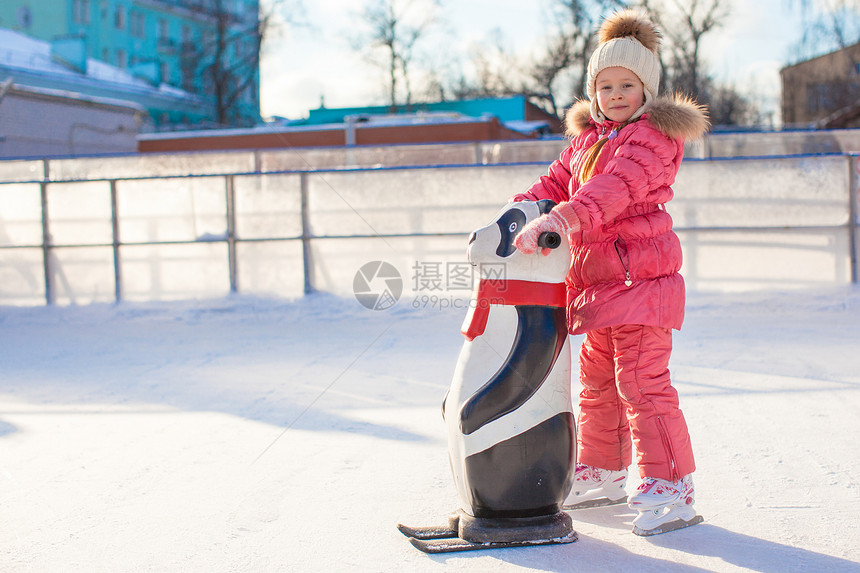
[138,112,522,141]
[5,81,147,114]
[503,119,553,135]
[137,121,350,140]
[0,27,198,101]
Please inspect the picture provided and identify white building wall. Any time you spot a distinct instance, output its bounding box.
[0,85,145,158]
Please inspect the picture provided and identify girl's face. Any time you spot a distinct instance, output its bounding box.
[595,67,645,123]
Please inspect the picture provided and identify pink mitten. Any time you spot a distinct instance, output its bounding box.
[514,203,581,255]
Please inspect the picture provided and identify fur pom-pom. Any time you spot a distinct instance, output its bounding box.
[598,9,661,53]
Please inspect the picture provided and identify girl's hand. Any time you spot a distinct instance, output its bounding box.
[514,208,580,255]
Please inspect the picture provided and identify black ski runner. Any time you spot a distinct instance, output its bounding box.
[396,523,457,540]
[408,531,578,554]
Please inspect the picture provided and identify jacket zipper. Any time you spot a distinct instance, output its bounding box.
[656,415,680,482]
[613,238,632,287]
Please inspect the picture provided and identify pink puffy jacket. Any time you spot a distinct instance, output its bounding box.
[512,96,709,335]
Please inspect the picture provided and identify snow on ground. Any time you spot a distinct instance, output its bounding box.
[1,286,859,572]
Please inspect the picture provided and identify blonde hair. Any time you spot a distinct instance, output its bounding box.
[578,136,611,184]
[578,121,632,184]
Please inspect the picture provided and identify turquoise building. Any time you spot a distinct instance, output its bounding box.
[299,95,564,135]
[0,0,261,127]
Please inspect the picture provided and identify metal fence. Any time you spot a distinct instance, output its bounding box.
[0,147,858,306]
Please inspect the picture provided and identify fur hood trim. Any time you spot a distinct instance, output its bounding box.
[565,95,710,140]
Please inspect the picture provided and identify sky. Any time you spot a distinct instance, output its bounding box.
[259,0,809,121]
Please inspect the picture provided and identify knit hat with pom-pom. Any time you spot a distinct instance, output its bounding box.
[587,10,661,123]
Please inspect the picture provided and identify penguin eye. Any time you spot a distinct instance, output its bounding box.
[509,222,518,233]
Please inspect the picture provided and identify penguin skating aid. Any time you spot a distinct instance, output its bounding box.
[398,201,579,553]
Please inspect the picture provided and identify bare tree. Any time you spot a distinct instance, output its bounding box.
[449,29,527,99]
[633,0,767,126]
[183,0,303,127]
[637,0,728,100]
[357,0,442,110]
[529,26,577,116]
[786,0,860,58]
[783,0,859,127]
[706,83,766,126]
[530,0,628,115]
[209,0,260,126]
[451,1,626,118]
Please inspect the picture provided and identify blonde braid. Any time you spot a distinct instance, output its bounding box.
[578,121,633,184]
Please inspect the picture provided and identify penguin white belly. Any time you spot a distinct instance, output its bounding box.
[445,305,518,511]
[444,305,574,517]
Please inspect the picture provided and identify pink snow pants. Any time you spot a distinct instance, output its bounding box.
[576,324,695,481]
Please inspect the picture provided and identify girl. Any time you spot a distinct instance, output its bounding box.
[512,10,709,535]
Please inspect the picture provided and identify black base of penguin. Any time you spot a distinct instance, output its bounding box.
[408,530,579,553]
[398,509,578,553]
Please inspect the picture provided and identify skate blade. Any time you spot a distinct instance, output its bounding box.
[633,514,703,536]
[563,496,627,510]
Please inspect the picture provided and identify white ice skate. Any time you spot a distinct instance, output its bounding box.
[563,464,628,510]
[628,474,703,536]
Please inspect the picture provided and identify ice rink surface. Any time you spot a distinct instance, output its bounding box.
[1,286,859,572]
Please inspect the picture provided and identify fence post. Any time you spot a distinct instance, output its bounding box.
[300,172,314,294]
[39,181,54,305]
[110,179,122,302]
[850,154,859,284]
[225,175,238,293]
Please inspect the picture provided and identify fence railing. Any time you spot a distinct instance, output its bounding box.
[0,151,858,306]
